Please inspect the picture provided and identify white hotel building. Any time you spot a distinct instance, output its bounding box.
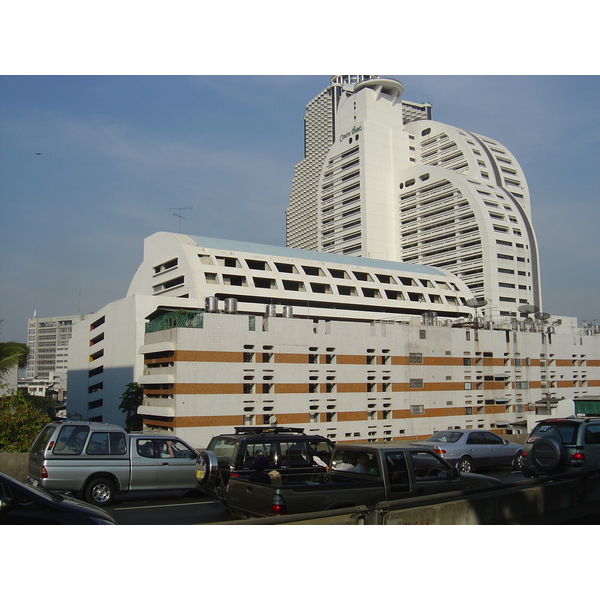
[65,77,600,448]
[287,76,541,322]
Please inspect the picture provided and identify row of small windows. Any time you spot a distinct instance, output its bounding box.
[205,273,460,304]
[198,255,458,292]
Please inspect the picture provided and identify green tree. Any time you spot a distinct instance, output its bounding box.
[0,389,52,452]
[119,382,144,431]
[0,341,29,377]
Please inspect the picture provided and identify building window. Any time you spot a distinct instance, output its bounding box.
[409,353,423,364]
[410,379,424,389]
[410,405,424,415]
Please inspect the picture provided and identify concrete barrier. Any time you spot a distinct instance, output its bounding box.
[214,470,600,525]
[0,453,28,481]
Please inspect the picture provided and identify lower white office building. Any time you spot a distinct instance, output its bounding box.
[67,232,600,449]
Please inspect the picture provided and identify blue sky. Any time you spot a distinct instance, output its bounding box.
[1,74,599,342]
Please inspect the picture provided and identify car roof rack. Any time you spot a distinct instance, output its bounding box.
[233,426,306,436]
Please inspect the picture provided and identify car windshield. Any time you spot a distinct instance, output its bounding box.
[427,431,464,444]
[532,422,578,445]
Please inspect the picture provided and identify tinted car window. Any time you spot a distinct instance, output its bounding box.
[208,438,238,461]
[584,425,600,444]
[242,442,277,467]
[53,425,89,455]
[532,422,578,445]
[466,432,483,444]
[482,432,503,445]
[30,424,57,453]
[427,431,463,444]
[86,432,127,455]
[410,450,452,480]
[309,440,333,463]
[279,441,310,466]
[385,452,410,492]
[137,439,156,458]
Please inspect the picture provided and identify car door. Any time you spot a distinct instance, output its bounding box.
[129,438,159,490]
[156,438,198,490]
[482,431,511,467]
[464,432,492,469]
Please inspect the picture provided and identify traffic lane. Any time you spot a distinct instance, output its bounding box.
[105,490,234,525]
[104,468,525,524]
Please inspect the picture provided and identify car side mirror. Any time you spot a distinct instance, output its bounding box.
[451,467,459,479]
[503,440,509,445]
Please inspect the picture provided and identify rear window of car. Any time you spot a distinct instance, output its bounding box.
[30,424,57,453]
[428,431,463,443]
[532,422,578,445]
[208,438,238,461]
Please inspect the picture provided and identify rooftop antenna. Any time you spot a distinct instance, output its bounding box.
[165,206,193,233]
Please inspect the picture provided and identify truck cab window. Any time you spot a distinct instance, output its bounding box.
[410,451,452,480]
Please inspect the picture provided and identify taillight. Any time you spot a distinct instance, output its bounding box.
[272,493,287,515]
[48,441,55,450]
[522,451,527,458]
[433,446,446,455]
[569,452,585,466]
[40,466,48,479]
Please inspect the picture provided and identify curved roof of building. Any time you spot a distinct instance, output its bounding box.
[186,234,448,277]
[128,232,474,322]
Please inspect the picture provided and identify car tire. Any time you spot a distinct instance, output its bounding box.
[456,456,473,473]
[85,477,116,506]
[530,437,565,473]
[511,451,524,471]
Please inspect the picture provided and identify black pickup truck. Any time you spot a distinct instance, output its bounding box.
[222,442,501,518]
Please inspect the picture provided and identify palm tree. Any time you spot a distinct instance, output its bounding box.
[0,341,29,378]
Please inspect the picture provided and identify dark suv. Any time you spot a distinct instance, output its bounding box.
[195,427,335,500]
[522,417,600,477]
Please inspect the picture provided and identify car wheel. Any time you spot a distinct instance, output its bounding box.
[511,451,524,471]
[456,456,473,473]
[530,437,565,473]
[85,478,116,506]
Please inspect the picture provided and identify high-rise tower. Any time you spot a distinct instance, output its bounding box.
[286,76,541,319]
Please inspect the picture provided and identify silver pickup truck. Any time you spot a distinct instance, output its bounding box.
[224,442,501,518]
[27,420,199,506]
